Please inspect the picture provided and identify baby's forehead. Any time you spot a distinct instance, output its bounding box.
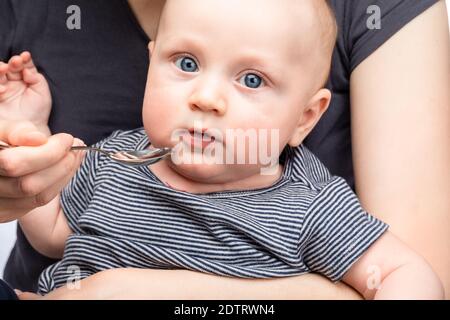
[160,0,326,51]
[159,0,335,85]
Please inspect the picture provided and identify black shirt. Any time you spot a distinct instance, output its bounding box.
[0,0,438,291]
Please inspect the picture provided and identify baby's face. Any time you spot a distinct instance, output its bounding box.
[143,0,330,183]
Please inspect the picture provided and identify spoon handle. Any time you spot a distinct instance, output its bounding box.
[70,146,112,156]
[0,142,113,157]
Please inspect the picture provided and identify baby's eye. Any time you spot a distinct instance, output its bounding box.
[174,56,198,72]
[239,73,265,89]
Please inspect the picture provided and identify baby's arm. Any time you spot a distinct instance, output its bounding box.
[18,195,72,259]
[342,231,444,299]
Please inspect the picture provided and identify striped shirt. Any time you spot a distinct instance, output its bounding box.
[38,128,388,294]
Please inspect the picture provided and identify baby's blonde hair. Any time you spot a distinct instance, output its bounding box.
[322,1,339,52]
[319,0,338,86]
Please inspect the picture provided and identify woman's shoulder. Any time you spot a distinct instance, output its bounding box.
[303,0,439,187]
[329,0,439,72]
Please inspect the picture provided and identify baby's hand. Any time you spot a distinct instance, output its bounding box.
[0,52,51,133]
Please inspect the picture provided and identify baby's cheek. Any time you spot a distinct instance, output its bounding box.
[142,102,171,147]
[143,123,169,148]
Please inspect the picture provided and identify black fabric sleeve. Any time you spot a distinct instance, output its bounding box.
[335,0,439,72]
[0,0,15,61]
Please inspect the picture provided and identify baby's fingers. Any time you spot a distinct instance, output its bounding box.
[6,55,25,81]
[21,52,40,85]
[22,68,40,85]
[21,52,38,73]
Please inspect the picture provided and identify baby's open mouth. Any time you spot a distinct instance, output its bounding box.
[185,128,218,149]
[189,129,215,140]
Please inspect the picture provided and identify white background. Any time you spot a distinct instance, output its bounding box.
[0,1,449,278]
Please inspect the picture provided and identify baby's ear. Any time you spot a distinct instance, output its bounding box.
[148,41,155,55]
[288,88,332,147]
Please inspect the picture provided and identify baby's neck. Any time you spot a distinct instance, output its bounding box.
[149,159,284,194]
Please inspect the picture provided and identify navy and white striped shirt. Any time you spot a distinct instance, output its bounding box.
[38,128,388,294]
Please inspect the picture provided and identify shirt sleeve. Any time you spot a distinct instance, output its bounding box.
[300,177,388,282]
[60,143,100,233]
[335,0,439,72]
[60,131,122,233]
[0,0,15,61]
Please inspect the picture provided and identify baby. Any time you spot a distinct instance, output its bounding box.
[0,0,443,299]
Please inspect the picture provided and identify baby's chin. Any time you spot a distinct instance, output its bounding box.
[167,156,267,188]
[167,160,230,184]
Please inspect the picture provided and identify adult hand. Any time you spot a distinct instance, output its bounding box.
[0,120,85,223]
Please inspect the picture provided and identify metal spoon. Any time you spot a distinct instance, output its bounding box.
[0,140,172,167]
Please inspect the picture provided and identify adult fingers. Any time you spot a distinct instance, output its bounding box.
[0,143,83,198]
[0,139,85,212]
[0,132,74,177]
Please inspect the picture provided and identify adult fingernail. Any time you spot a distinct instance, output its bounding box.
[73,138,86,147]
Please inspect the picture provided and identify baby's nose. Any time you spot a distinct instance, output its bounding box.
[188,82,227,115]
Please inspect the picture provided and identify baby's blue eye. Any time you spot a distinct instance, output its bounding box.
[239,73,264,89]
[175,56,198,72]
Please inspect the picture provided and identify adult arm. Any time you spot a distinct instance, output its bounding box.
[21,268,360,300]
[350,0,450,297]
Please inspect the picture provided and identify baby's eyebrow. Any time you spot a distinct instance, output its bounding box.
[234,52,282,80]
[162,35,204,52]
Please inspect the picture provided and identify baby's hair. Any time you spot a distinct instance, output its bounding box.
[324,0,339,50]
[315,0,339,88]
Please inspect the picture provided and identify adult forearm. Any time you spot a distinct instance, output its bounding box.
[48,269,362,300]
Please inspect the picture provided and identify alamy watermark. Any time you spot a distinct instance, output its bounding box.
[366,264,382,291]
[366,5,381,30]
[169,121,281,175]
[66,5,81,30]
[66,265,81,290]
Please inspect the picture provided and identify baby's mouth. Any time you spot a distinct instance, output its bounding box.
[187,128,217,149]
